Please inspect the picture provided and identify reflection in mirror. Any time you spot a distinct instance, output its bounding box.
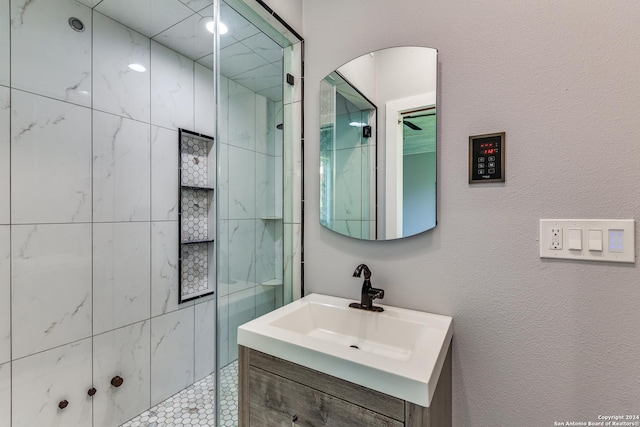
[319,47,437,240]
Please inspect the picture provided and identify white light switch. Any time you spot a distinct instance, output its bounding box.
[568,228,582,250]
[588,229,603,252]
[540,219,635,263]
[609,229,624,253]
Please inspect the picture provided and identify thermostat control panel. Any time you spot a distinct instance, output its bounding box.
[469,132,505,183]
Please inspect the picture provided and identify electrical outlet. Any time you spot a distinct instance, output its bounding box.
[540,219,635,263]
[550,227,562,250]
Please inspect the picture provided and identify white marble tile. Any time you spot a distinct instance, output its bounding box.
[12,339,92,427]
[219,2,259,45]
[228,219,255,286]
[255,95,268,154]
[151,126,179,221]
[256,152,275,219]
[93,222,151,335]
[217,294,229,368]
[153,12,214,62]
[220,41,268,80]
[218,76,229,144]
[228,145,255,219]
[93,111,151,223]
[11,0,92,106]
[194,63,215,137]
[179,0,212,13]
[0,227,9,364]
[194,299,215,381]
[232,62,282,95]
[93,320,151,427]
[227,286,255,362]
[256,285,276,318]
[217,143,229,221]
[256,219,275,285]
[95,0,193,38]
[217,219,230,292]
[283,101,302,224]
[93,12,151,122]
[151,306,194,406]
[291,223,302,301]
[266,100,276,156]
[151,41,194,131]
[283,223,302,303]
[273,101,284,157]
[152,221,192,317]
[290,101,302,224]
[334,147,363,221]
[0,0,8,86]
[0,86,8,225]
[196,53,214,71]
[11,224,92,359]
[274,221,283,283]
[0,362,9,427]
[242,32,283,64]
[283,42,302,104]
[11,90,92,224]
[228,80,256,150]
[76,0,102,7]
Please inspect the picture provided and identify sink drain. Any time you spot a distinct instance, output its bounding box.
[350,345,359,349]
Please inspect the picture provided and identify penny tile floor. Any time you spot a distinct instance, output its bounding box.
[120,361,238,426]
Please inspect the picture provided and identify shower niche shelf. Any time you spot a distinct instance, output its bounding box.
[179,129,216,303]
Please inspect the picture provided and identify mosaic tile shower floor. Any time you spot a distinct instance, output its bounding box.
[120,360,238,427]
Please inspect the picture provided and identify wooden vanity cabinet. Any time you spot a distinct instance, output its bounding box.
[238,343,452,427]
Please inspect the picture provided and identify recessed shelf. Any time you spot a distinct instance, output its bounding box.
[182,238,215,245]
[181,185,214,191]
[261,216,282,220]
[179,128,215,304]
[261,279,283,286]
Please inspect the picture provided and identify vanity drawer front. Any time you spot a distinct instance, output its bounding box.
[249,367,403,427]
[248,349,405,421]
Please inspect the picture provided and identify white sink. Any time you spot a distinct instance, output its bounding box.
[237,293,453,407]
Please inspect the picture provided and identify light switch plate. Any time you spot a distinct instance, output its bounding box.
[540,219,635,263]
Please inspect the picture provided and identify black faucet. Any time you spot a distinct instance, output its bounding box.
[349,264,385,312]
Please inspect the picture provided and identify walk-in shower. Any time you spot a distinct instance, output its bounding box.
[1,0,301,426]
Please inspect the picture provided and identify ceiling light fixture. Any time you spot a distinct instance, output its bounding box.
[128,63,146,72]
[201,17,228,35]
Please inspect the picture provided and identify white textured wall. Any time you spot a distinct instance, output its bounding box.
[302,0,640,425]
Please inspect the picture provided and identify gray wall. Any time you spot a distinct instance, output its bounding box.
[302,0,640,425]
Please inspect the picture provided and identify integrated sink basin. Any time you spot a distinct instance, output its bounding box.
[237,293,453,407]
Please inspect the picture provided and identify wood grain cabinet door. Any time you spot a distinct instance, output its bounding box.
[248,367,403,427]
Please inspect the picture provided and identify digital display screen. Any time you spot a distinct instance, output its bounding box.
[479,142,497,155]
[469,132,505,183]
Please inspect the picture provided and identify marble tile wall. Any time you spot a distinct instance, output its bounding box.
[217,73,284,368]
[1,1,216,426]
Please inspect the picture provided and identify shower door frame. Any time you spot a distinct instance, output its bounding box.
[213,1,304,426]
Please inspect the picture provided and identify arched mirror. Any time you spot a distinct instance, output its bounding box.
[319,46,437,240]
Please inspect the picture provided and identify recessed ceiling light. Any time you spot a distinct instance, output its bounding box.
[201,17,228,35]
[128,63,146,73]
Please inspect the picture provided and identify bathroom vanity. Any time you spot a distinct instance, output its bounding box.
[237,293,453,426]
[238,344,451,426]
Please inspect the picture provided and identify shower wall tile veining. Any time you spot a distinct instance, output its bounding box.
[0,0,216,425]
